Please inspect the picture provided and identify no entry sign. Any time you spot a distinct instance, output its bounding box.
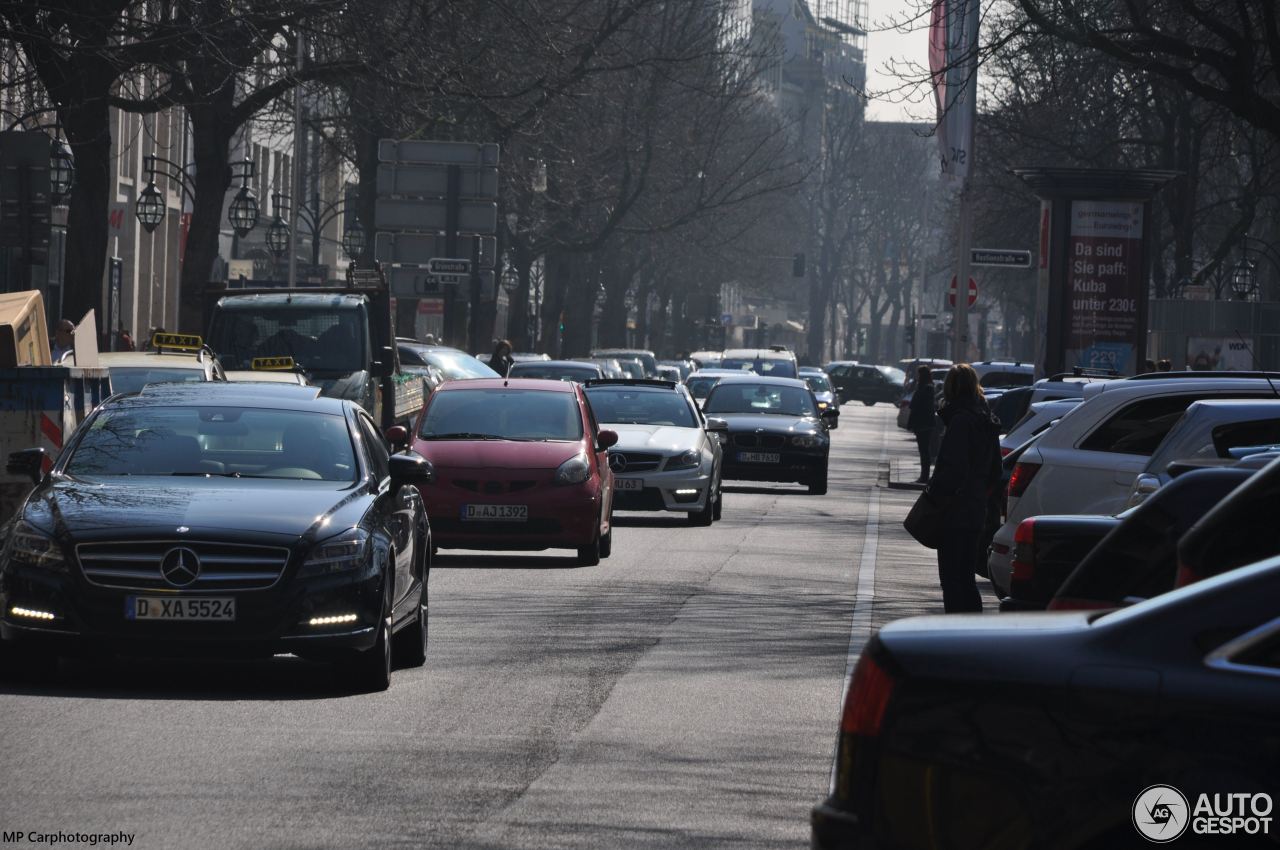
[949,276,977,308]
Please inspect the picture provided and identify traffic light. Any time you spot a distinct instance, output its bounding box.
[792,252,805,277]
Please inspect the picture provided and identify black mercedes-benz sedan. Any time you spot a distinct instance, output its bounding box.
[812,556,1280,850]
[701,375,835,494]
[1,382,434,692]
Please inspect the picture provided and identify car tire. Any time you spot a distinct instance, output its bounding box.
[689,495,714,527]
[600,523,613,558]
[343,618,391,693]
[808,469,829,496]
[392,602,428,669]
[862,400,875,406]
[577,533,602,567]
[712,483,723,521]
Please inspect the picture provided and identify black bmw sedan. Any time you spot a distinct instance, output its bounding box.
[702,375,835,494]
[813,556,1280,849]
[1,382,434,692]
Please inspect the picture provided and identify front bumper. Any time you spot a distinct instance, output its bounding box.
[612,466,712,513]
[722,445,827,484]
[811,800,873,850]
[422,479,602,550]
[0,561,383,656]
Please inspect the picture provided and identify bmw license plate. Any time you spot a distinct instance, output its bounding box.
[615,478,643,492]
[126,596,235,621]
[737,451,781,464]
[462,504,528,521]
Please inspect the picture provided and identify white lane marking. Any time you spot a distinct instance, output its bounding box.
[829,418,888,790]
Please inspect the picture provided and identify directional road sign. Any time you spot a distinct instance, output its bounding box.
[971,248,1032,268]
[375,233,495,268]
[428,258,470,276]
[375,197,497,234]
[378,140,499,167]
[376,163,498,199]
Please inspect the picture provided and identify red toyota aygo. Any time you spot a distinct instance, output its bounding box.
[408,378,618,565]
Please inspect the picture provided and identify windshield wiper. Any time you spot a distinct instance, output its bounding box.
[170,471,242,478]
[422,432,509,441]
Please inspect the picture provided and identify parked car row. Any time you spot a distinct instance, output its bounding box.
[815,370,1280,849]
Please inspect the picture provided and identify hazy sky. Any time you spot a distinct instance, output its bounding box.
[863,0,934,124]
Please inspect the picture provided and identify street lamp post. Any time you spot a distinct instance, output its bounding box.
[267,193,290,282]
[135,154,260,238]
[1231,234,1260,301]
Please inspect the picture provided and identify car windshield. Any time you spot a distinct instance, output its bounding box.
[720,357,798,379]
[418,389,583,441]
[209,307,365,373]
[109,367,207,394]
[420,350,500,379]
[583,387,697,427]
[704,383,816,417]
[66,406,356,481]
[509,363,599,381]
[618,360,646,379]
[804,375,833,393]
[685,375,721,399]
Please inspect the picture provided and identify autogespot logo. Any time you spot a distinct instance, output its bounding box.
[1134,785,1190,843]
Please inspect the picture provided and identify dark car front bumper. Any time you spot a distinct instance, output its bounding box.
[0,560,383,657]
[722,446,827,484]
[811,800,874,850]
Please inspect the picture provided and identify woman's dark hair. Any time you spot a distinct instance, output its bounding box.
[492,339,512,357]
[917,365,932,384]
[943,363,983,404]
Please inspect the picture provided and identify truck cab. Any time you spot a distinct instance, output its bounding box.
[203,273,423,430]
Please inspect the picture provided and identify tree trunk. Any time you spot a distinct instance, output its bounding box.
[179,98,235,333]
[59,99,113,329]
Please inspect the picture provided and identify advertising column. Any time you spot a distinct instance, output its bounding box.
[1063,200,1146,373]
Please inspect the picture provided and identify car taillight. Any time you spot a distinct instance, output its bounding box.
[1007,461,1041,499]
[1174,559,1202,588]
[1010,518,1035,582]
[840,652,895,736]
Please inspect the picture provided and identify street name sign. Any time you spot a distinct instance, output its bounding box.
[971,248,1032,268]
[427,258,471,276]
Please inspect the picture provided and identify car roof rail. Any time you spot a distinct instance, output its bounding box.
[1045,367,1120,381]
[1124,371,1280,381]
[583,378,678,389]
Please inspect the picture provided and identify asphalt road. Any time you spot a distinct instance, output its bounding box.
[0,404,988,849]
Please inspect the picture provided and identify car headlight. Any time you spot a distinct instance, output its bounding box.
[555,453,591,485]
[666,449,701,471]
[817,401,829,409]
[300,528,370,576]
[8,520,67,571]
[790,434,824,448]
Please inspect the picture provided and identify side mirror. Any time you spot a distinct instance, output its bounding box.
[370,345,395,378]
[384,425,409,450]
[704,417,728,432]
[597,429,619,450]
[388,451,434,486]
[6,448,47,485]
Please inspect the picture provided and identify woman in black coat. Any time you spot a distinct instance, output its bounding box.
[928,363,1002,613]
[488,339,514,376]
[906,365,936,483]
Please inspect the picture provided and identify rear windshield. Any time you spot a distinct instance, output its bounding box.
[109,367,207,394]
[584,387,697,427]
[420,349,499,380]
[419,389,583,442]
[68,406,356,481]
[804,375,833,393]
[980,371,1034,388]
[1148,414,1280,474]
[686,375,721,398]
[720,357,798,379]
[704,383,815,417]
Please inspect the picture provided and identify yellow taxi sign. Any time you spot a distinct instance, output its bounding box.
[252,356,296,371]
[151,332,203,352]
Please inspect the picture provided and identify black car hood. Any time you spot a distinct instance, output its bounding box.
[711,412,822,435]
[24,476,369,545]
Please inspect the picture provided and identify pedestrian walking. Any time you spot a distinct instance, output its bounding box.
[488,338,514,376]
[907,365,936,483]
[928,363,1001,613]
[50,318,74,362]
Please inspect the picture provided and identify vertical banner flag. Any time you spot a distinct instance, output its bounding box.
[930,0,980,180]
